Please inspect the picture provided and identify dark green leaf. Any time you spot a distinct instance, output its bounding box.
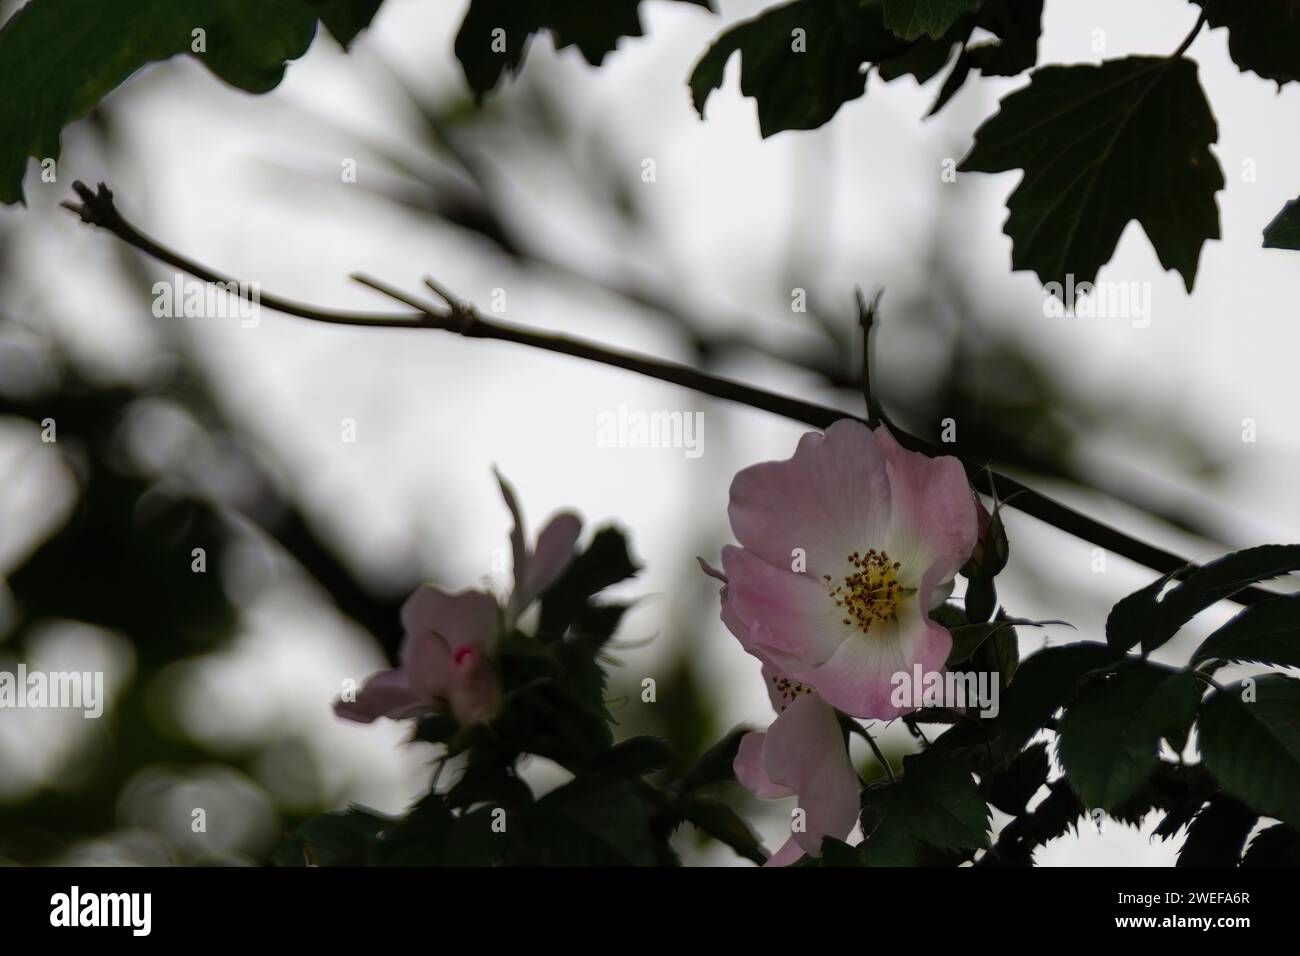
[989,641,1121,764]
[412,712,461,747]
[860,751,991,853]
[929,602,968,630]
[496,682,614,769]
[441,804,514,866]
[455,0,712,101]
[882,0,982,40]
[1056,661,1201,810]
[1109,761,1211,830]
[980,779,1082,865]
[1264,196,1300,250]
[1192,595,1300,668]
[1193,0,1300,85]
[986,741,1049,815]
[537,525,640,640]
[524,777,664,866]
[309,0,383,47]
[677,796,766,864]
[923,714,996,774]
[589,736,675,779]
[274,806,392,867]
[964,576,996,624]
[689,0,910,137]
[946,619,1012,666]
[968,616,1019,690]
[1242,823,1300,866]
[1106,569,1178,653]
[874,27,962,84]
[928,0,1043,115]
[1109,545,1300,655]
[370,794,455,866]
[964,0,1040,75]
[0,0,381,205]
[960,57,1223,291]
[681,728,749,791]
[1176,796,1257,867]
[816,835,864,866]
[1199,675,1300,829]
[446,742,535,810]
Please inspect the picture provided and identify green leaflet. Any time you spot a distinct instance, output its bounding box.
[0,0,382,204]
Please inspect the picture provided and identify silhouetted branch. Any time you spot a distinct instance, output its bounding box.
[64,181,1280,607]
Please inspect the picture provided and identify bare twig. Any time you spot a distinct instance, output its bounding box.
[63,181,1281,607]
[856,287,885,427]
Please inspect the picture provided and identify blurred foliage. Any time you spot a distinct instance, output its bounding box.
[0,0,1291,867]
[278,528,765,867]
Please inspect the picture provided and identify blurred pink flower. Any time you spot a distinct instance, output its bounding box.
[335,585,503,725]
[336,474,581,726]
[712,420,979,719]
[733,668,859,866]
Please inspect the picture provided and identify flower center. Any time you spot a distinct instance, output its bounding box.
[826,549,903,633]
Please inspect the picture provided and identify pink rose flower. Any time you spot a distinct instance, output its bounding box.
[733,670,860,866]
[715,420,979,719]
[336,474,581,726]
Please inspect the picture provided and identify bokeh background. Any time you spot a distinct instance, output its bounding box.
[1,0,1297,865]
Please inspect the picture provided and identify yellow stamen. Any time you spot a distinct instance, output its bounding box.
[828,549,903,634]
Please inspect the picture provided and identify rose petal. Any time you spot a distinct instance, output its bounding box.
[520,511,582,605]
[334,668,432,723]
[764,838,807,868]
[721,545,852,674]
[807,598,953,719]
[733,729,794,799]
[399,630,452,700]
[874,425,978,590]
[728,420,892,580]
[762,693,860,858]
[400,586,500,656]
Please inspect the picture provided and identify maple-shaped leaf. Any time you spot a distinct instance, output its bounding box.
[1193,0,1300,86]
[960,56,1224,292]
[1264,195,1300,250]
[455,0,712,102]
[690,0,908,136]
[882,0,983,41]
[0,0,382,205]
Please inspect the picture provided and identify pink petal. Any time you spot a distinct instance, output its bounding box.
[728,420,892,580]
[399,630,452,700]
[721,545,852,675]
[764,838,807,868]
[733,730,794,799]
[762,693,860,858]
[334,668,432,723]
[520,512,582,605]
[873,425,978,589]
[400,586,500,656]
[807,595,953,719]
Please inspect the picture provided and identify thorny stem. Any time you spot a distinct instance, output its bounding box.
[63,181,1279,608]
